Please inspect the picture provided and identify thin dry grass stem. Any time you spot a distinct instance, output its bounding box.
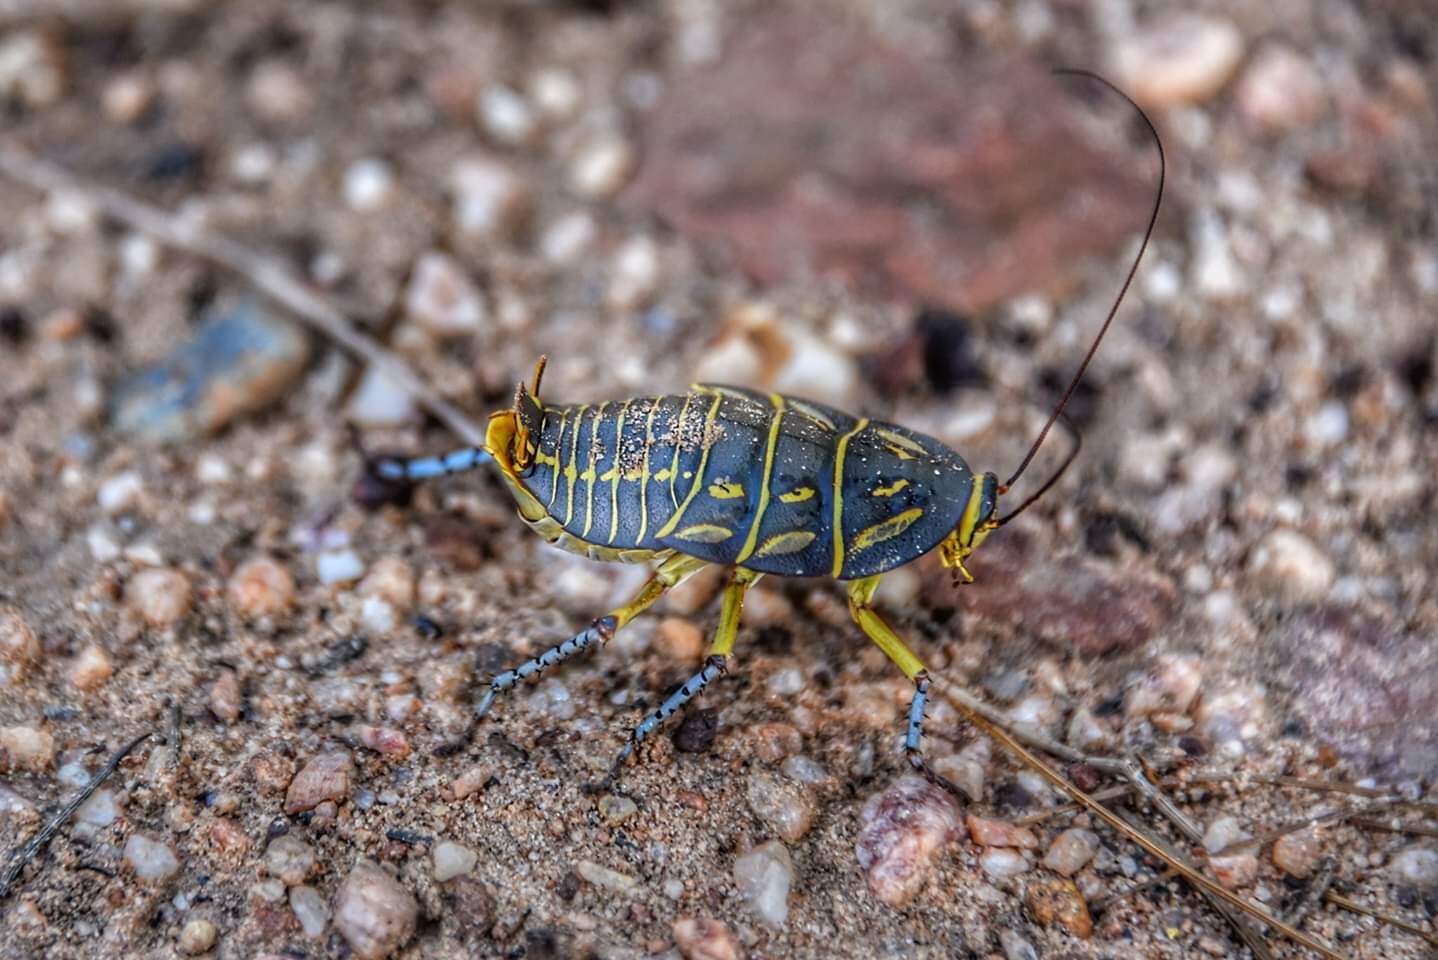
[1213,799,1405,857]
[928,671,1351,960]
[1255,776,1397,799]
[1325,891,1438,948]
[0,732,151,898]
[1283,858,1338,930]
[0,145,489,449]
[1351,818,1438,839]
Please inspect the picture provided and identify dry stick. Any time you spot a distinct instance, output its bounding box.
[1212,798,1405,858]
[0,732,150,898]
[1325,891,1438,948]
[0,145,488,449]
[928,672,1349,960]
[1352,818,1438,839]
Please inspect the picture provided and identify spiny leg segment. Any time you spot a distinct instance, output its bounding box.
[612,567,760,773]
[847,575,952,791]
[475,553,708,721]
[373,447,493,482]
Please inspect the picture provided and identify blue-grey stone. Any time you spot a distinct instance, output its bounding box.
[111,299,309,443]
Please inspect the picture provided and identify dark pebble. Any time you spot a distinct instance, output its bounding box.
[673,708,718,753]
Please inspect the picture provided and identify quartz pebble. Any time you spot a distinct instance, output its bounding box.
[316,550,365,586]
[1043,828,1100,877]
[359,557,415,611]
[450,156,531,239]
[1125,653,1203,717]
[1209,852,1259,889]
[999,930,1038,960]
[1203,816,1250,855]
[1111,14,1244,107]
[343,158,393,212]
[745,772,815,842]
[855,776,963,907]
[177,918,218,955]
[931,738,989,802]
[126,567,192,628]
[346,366,418,426]
[333,861,419,960]
[599,793,638,825]
[1248,529,1335,604]
[966,815,1039,849]
[569,133,636,199]
[1271,826,1323,879]
[69,644,113,692]
[103,71,155,124]
[733,840,793,927]
[264,834,317,886]
[477,85,538,145]
[0,725,55,772]
[284,751,353,814]
[207,669,242,724]
[98,471,144,514]
[228,557,296,619]
[979,847,1030,880]
[1388,846,1438,889]
[672,915,742,960]
[576,859,639,893]
[0,607,39,665]
[607,235,660,311]
[78,789,119,826]
[290,884,330,937]
[449,765,491,800]
[433,840,479,881]
[404,252,486,337]
[1236,45,1325,131]
[0,30,65,108]
[124,832,180,881]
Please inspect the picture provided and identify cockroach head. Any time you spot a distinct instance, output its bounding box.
[939,471,1000,585]
[487,357,548,476]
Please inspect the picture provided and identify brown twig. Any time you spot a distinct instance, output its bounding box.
[1325,891,1438,948]
[928,671,1349,960]
[1351,817,1438,839]
[0,732,150,898]
[1213,799,1404,857]
[0,145,487,448]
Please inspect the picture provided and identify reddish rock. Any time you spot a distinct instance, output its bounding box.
[1025,875,1093,938]
[929,532,1177,656]
[626,12,1155,315]
[855,776,964,907]
[1269,607,1438,780]
[284,752,353,815]
[966,815,1039,850]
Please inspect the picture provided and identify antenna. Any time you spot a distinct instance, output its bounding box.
[995,69,1165,525]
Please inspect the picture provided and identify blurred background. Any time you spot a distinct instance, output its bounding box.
[0,1,1435,958]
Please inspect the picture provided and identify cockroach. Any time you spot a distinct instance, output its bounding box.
[362,71,1164,781]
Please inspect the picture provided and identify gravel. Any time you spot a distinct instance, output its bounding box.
[733,840,793,927]
[332,861,419,960]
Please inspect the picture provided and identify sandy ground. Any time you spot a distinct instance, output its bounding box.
[1,1,1436,958]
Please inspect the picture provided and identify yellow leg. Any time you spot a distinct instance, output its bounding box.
[849,575,960,788]
[709,567,761,656]
[612,553,709,629]
[847,575,926,680]
[477,554,711,718]
[617,567,760,766]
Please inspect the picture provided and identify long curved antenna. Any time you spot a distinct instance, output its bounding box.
[999,69,1165,510]
[996,413,1080,525]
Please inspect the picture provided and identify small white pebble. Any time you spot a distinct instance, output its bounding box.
[124,832,180,881]
[539,211,597,265]
[568,133,636,199]
[477,85,538,145]
[432,840,479,882]
[733,841,793,927]
[290,884,330,937]
[979,848,1030,880]
[97,471,144,514]
[316,550,365,586]
[342,158,393,211]
[1305,402,1349,447]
